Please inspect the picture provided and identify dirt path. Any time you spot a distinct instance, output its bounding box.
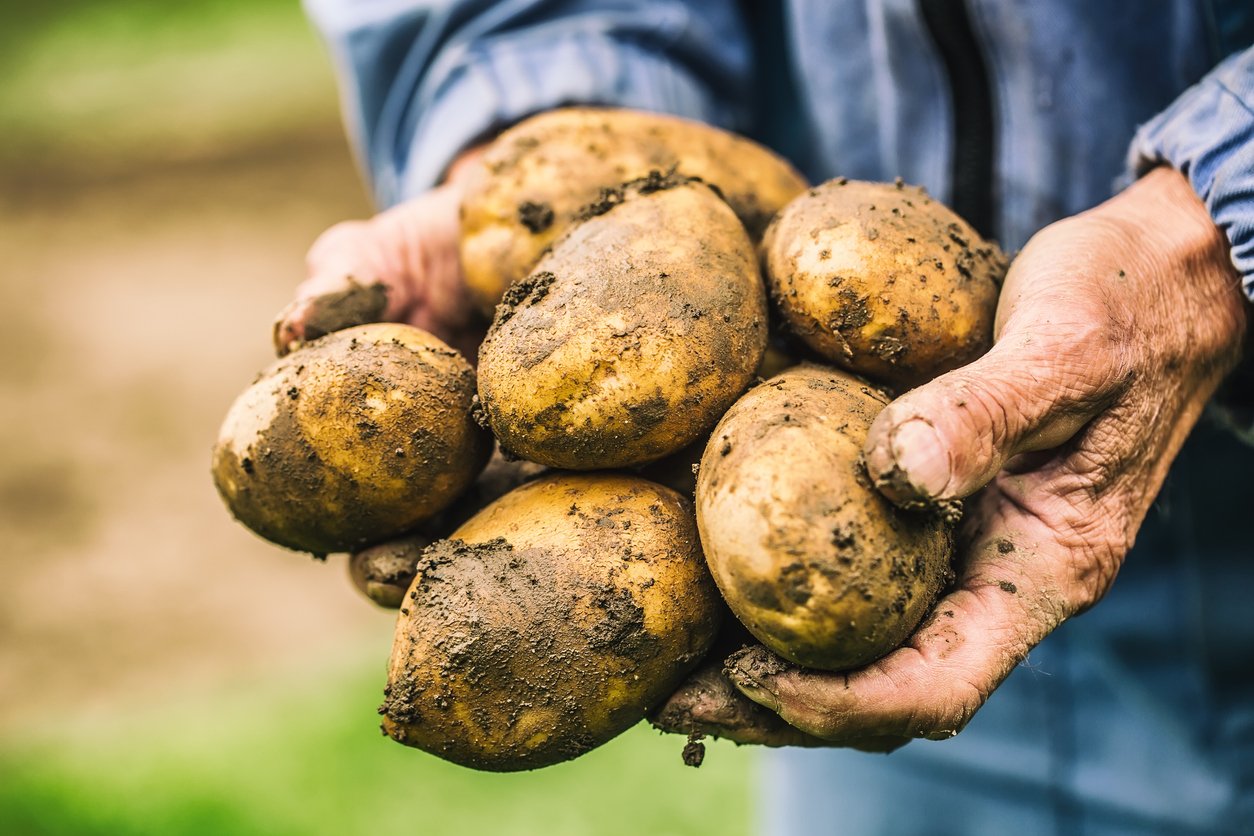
[0,127,399,730]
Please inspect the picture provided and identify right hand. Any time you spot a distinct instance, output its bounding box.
[273,150,486,360]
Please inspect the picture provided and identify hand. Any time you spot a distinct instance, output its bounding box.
[667,166,1247,747]
[273,149,487,360]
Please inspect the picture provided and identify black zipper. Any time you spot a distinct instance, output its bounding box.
[919,0,997,238]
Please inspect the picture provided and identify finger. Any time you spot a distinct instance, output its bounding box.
[863,322,1127,506]
[275,183,472,355]
[724,530,1069,743]
[370,187,480,353]
[274,219,404,354]
[273,277,390,356]
[648,660,831,748]
[649,674,906,752]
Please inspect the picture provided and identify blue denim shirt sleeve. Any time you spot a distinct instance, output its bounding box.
[303,0,751,207]
[1128,46,1254,302]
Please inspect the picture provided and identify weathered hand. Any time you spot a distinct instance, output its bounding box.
[273,150,486,360]
[667,166,1247,747]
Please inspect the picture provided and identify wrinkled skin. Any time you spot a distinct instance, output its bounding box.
[654,167,1248,749]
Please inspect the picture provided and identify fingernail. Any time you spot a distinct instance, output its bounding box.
[725,658,781,712]
[890,418,952,498]
[732,677,780,713]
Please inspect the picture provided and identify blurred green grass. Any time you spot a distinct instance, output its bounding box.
[0,645,754,836]
[0,0,337,170]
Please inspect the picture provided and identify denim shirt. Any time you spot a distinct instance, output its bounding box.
[306,1,1254,831]
[305,0,1254,295]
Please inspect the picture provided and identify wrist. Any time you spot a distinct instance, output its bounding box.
[1094,167,1241,300]
[1098,166,1251,427]
[1095,167,1246,350]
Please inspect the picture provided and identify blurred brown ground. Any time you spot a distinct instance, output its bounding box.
[0,87,388,730]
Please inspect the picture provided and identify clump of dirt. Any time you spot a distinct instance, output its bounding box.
[576,186,626,221]
[681,733,706,767]
[517,200,554,234]
[493,271,556,327]
[724,645,793,684]
[281,278,388,352]
[573,169,704,223]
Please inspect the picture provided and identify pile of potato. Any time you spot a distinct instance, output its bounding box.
[212,108,1007,771]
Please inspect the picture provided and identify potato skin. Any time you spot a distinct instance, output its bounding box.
[347,450,547,608]
[349,535,431,608]
[380,473,722,771]
[764,179,1007,389]
[695,365,954,670]
[477,176,767,470]
[460,107,807,315]
[212,323,492,555]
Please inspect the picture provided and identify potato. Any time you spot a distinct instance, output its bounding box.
[695,365,954,670]
[460,107,807,315]
[212,323,491,555]
[764,179,1007,389]
[380,473,722,771]
[477,174,767,470]
[347,450,547,608]
[349,535,431,609]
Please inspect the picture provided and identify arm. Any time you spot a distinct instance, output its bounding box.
[276,0,751,355]
[1129,45,1254,442]
[662,50,1254,748]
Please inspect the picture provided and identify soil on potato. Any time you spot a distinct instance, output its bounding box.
[294,279,389,344]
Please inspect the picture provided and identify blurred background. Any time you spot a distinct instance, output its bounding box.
[0,2,755,832]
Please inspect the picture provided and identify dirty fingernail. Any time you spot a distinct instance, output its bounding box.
[890,418,952,498]
[724,649,783,711]
[729,675,780,712]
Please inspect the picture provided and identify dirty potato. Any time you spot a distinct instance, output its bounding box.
[212,323,491,555]
[347,450,547,608]
[459,107,807,315]
[349,535,431,608]
[477,174,767,470]
[764,179,1007,389]
[695,365,954,670]
[380,473,722,771]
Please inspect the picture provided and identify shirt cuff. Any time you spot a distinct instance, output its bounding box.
[1127,47,1254,303]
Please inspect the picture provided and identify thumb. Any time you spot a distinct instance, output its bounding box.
[863,325,1125,505]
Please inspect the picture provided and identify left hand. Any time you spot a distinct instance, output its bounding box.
[272,148,487,360]
[657,167,1247,748]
